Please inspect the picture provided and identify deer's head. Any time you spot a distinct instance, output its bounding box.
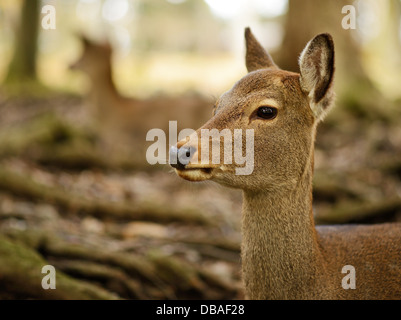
[69,35,112,78]
[170,28,335,192]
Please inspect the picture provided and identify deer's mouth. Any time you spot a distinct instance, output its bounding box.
[174,166,215,181]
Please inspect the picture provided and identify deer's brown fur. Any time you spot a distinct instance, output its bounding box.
[170,28,401,299]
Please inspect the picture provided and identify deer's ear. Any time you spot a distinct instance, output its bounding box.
[245,27,277,72]
[299,33,335,121]
[77,32,93,47]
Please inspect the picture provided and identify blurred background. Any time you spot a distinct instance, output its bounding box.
[0,0,400,299]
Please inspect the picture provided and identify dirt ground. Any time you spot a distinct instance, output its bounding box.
[0,93,400,299]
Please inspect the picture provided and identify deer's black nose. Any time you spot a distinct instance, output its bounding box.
[169,145,196,170]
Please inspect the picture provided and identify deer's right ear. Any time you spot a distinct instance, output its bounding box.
[299,33,335,121]
[245,27,277,72]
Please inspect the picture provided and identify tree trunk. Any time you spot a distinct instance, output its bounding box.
[5,0,40,84]
[274,0,393,121]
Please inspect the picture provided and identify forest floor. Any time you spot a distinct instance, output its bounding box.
[0,93,400,299]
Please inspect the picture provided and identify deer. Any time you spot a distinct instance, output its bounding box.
[69,35,212,165]
[169,28,401,299]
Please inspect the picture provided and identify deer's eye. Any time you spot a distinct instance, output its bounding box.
[256,106,278,120]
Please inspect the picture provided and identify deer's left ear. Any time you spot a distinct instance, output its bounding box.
[245,27,278,72]
[299,33,335,121]
[76,32,93,47]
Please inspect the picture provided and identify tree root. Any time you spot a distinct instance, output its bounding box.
[315,198,401,224]
[2,229,239,299]
[0,235,119,299]
[0,167,216,226]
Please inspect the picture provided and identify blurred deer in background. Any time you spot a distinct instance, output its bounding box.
[70,35,213,165]
[169,28,401,299]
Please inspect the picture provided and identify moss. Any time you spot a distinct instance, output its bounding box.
[1,80,56,99]
[148,250,204,292]
[337,77,397,123]
[0,112,92,153]
[0,235,118,299]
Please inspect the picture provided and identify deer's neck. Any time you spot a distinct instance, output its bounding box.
[87,63,126,113]
[241,163,328,299]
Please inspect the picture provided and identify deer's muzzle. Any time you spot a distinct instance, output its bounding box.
[169,145,196,170]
